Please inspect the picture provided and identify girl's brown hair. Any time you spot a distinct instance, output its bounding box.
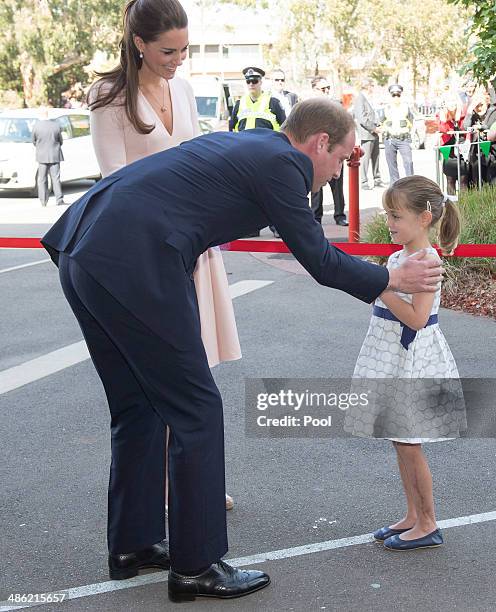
[383,175,461,255]
[88,0,188,134]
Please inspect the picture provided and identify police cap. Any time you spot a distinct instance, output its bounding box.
[242,67,265,79]
[388,83,403,95]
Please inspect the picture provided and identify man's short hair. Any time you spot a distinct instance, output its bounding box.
[282,98,355,151]
[272,68,285,77]
[311,75,325,89]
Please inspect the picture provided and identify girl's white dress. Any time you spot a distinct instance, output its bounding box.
[345,247,466,442]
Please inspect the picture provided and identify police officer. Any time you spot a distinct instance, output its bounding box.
[382,84,414,185]
[230,67,286,237]
[229,67,286,132]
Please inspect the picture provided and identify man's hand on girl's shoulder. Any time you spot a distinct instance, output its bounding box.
[385,249,444,295]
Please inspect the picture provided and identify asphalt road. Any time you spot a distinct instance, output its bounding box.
[1,149,495,612]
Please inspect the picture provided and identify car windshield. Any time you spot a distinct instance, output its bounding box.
[195,96,218,118]
[0,117,38,143]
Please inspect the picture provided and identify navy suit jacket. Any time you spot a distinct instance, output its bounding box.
[42,129,389,344]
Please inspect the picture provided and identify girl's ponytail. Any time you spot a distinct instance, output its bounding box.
[438,198,461,256]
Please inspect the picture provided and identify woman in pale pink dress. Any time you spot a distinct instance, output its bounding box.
[88,0,240,510]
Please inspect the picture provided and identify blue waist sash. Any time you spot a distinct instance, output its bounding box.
[372,305,438,350]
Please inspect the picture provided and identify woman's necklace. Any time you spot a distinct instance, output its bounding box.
[141,79,167,113]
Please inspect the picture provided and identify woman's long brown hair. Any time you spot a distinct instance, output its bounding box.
[88,0,187,134]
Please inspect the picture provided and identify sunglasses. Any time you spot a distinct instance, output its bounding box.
[274,78,285,82]
[319,86,330,92]
[391,93,401,97]
[246,78,261,85]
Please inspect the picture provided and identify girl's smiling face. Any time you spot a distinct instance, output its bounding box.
[384,201,430,248]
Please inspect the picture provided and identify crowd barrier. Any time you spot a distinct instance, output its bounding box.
[1,237,495,257]
[435,129,493,192]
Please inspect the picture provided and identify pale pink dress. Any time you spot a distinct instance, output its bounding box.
[88,76,241,366]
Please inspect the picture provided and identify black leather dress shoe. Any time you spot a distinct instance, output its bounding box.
[168,560,270,601]
[336,219,349,226]
[108,539,170,580]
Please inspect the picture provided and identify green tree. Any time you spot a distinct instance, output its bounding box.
[223,0,469,93]
[447,0,496,82]
[372,0,467,98]
[0,0,123,107]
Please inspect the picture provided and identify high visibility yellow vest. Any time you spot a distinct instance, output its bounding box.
[234,93,280,131]
[383,102,412,137]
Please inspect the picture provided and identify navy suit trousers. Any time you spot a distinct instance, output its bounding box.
[58,253,228,571]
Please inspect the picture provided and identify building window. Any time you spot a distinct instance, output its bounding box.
[189,45,201,59]
[205,44,219,56]
[227,44,259,59]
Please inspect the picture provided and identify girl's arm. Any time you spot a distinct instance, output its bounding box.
[380,290,436,330]
[380,255,439,330]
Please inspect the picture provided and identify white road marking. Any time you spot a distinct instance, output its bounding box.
[1,509,495,610]
[0,342,89,395]
[228,279,273,299]
[0,259,50,274]
[0,280,273,395]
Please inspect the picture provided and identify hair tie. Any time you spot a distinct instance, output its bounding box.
[442,194,458,208]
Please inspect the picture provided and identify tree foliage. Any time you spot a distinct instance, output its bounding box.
[0,0,123,107]
[222,0,469,93]
[447,0,496,82]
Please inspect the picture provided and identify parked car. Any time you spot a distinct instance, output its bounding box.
[0,108,100,194]
[190,76,233,132]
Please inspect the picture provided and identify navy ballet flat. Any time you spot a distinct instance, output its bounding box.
[383,528,444,551]
[373,526,411,541]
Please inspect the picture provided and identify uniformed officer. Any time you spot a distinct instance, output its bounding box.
[229,67,286,132]
[382,84,414,185]
[230,67,287,237]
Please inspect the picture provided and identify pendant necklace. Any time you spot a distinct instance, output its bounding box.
[142,79,167,112]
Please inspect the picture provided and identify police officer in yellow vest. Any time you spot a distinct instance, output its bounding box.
[382,83,414,185]
[229,67,286,132]
[230,67,287,237]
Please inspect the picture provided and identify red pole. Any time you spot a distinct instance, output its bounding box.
[347,145,362,243]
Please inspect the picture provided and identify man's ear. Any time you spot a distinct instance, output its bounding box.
[315,132,329,153]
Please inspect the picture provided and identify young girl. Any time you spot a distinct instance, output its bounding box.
[346,175,465,551]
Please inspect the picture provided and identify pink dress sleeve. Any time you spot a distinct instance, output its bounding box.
[89,77,240,366]
[89,83,127,177]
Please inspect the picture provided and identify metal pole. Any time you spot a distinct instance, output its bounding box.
[435,144,441,187]
[455,131,461,195]
[477,132,482,190]
[347,145,361,243]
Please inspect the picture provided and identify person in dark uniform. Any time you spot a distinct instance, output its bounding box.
[41,98,443,603]
[310,76,348,226]
[230,66,287,237]
[229,67,286,132]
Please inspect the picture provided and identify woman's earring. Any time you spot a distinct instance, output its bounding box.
[139,51,143,59]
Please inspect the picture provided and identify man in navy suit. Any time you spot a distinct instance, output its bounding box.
[42,98,443,602]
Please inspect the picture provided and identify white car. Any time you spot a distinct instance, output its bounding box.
[0,108,101,194]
